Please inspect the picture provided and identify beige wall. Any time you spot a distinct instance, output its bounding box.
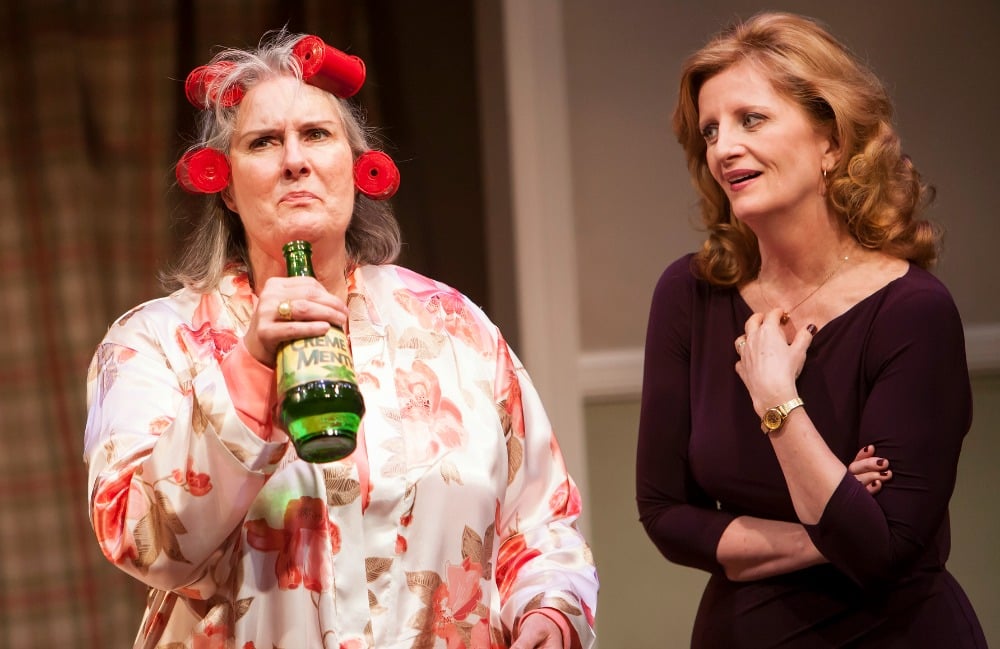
[552,0,1000,647]
[564,0,1000,350]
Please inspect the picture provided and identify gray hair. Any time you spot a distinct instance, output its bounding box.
[163,29,401,292]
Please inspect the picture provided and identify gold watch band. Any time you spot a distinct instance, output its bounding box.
[760,397,805,435]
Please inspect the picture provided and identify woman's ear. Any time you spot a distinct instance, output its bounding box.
[821,126,841,171]
[221,186,237,213]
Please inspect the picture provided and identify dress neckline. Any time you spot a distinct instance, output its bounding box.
[734,263,915,337]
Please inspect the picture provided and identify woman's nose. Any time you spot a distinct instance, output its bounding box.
[715,125,746,158]
[282,137,310,179]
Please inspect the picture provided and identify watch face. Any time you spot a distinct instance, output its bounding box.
[763,408,783,430]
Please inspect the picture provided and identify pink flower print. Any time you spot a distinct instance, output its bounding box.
[91,469,141,564]
[392,267,493,355]
[582,599,595,627]
[192,289,232,329]
[246,496,338,593]
[428,291,490,352]
[395,361,465,464]
[192,621,228,649]
[356,370,381,389]
[230,271,252,293]
[179,292,239,362]
[176,321,239,363]
[495,343,525,439]
[148,416,173,436]
[92,343,137,406]
[432,558,485,647]
[496,534,541,601]
[177,585,204,599]
[469,618,496,649]
[169,457,213,497]
[549,479,582,519]
[339,639,365,649]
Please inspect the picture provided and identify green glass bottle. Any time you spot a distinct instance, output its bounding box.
[275,240,365,462]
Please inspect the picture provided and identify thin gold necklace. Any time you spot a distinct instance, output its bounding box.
[759,254,849,325]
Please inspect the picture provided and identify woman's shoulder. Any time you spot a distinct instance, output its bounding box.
[879,263,959,315]
[660,252,699,281]
[102,281,230,345]
[108,290,195,328]
[651,252,716,304]
[358,264,478,307]
[356,264,499,343]
[855,263,965,345]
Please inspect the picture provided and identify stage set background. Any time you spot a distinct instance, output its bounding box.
[1,1,997,648]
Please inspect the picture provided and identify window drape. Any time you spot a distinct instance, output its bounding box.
[0,2,370,646]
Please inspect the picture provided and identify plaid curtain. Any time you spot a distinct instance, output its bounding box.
[0,2,370,646]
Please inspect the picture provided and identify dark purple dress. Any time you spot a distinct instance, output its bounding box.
[636,254,986,648]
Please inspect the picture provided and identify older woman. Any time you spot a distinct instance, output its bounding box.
[85,30,597,649]
[636,12,985,648]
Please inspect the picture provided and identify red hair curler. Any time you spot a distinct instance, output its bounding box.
[353,151,400,200]
[176,148,231,193]
[292,35,366,98]
[185,62,244,109]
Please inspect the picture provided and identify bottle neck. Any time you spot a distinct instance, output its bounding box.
[283,240,315,278]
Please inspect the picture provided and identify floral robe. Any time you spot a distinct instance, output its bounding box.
[85,264,598,649]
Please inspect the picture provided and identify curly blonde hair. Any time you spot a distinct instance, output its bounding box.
[163,29,401,292]
[673,12,938,287]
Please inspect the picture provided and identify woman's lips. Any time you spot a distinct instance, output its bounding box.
[724,169,762,190]
[280,191,318,204]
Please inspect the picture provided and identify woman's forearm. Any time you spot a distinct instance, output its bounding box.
[716,515,827,581]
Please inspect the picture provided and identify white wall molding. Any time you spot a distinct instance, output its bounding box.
[580,323,1000,402]
[578,347,646,402]
[966,322,1000,375]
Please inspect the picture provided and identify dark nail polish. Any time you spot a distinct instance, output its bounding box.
[807,324,817,335]
[865,445,871,453]
[876,459,886,467]
[879,471,889,477]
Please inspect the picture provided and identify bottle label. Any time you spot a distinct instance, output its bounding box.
[276,327,358,393]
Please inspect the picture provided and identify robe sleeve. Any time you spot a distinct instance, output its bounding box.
[85,301,288,597]
[493,336,598,648]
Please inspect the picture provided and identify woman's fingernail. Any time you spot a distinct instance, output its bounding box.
[880,471,889,477]
[865,445,872,453]
[807,324,817,335]
[876,459,886,467]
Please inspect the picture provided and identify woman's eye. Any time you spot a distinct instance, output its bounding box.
[306,128,330,141]
[249,136,274,150]
[742,113,765,129]
[700,124,718,142]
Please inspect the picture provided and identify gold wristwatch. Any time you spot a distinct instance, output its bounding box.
[760,397,804,435]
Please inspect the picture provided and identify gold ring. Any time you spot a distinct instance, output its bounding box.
[736,338,746,352]
[276,300,293,321]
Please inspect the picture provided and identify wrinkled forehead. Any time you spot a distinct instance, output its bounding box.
[234,75,345,131]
